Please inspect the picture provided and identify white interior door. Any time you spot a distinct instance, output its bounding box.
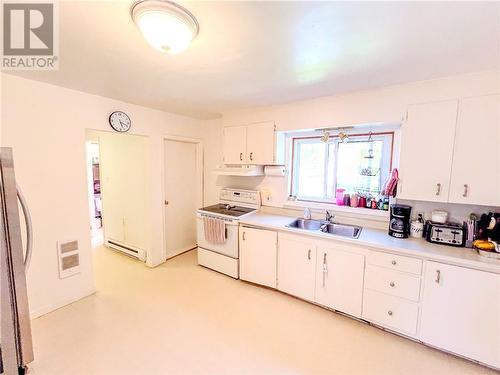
[164,139,200,259]
[99,132,150,250]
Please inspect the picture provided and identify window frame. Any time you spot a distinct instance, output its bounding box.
[289,131,394,204]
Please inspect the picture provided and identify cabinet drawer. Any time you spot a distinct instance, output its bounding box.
[362,289,419,336]
[365,265,421,301]
[367,251,422,275]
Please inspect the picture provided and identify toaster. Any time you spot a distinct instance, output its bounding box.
[425,221,466,247]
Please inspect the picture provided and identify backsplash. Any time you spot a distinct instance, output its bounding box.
[397,199,500,223]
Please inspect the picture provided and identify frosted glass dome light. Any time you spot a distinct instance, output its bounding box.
[131,0,199,54]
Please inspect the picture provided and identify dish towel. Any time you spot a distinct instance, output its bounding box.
[382,168,399,197]
[203,216,226,244]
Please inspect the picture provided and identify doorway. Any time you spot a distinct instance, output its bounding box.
[163,136,203,259]
[85,140,103,248]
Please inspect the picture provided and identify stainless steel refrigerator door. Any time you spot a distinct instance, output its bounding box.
[0,148,34,374]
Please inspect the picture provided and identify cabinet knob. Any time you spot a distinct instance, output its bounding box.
[164,200,169,205]
[388,310,393,316]
[391,260,397,265]
[463,184,468,198]
[390,282,395,287]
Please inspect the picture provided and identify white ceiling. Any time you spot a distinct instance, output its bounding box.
[10,1,500,119]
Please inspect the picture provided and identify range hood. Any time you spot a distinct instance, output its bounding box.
[212,165,264,176]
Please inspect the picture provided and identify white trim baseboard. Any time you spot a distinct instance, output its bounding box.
[29,287,96,320]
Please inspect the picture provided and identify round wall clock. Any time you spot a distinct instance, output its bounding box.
[109,111,131,132]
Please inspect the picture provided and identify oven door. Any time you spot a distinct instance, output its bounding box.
[196,215,239,258]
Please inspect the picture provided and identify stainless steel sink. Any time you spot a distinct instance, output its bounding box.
[286,218,362,239]
[322,223,362,239]
[286,218,323,231]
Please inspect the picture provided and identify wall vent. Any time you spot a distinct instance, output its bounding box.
[57,240,80,278]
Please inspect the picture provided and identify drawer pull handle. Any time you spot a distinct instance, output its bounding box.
[389,282,395,287]
[463,184,468,198]
[322,253,328,287]
[435,270,441,284]
[388,310,393,316]
[239,152,243,161]
[436,183,442,196]
[242,232,246,241]
[391,260,397,265]
[308,249,311,260]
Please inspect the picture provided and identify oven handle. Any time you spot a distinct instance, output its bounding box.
[196,214,239,225]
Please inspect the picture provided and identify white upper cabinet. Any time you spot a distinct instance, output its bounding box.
[239,227,277,288]
[223,125,246,164]
[420,262,500,368]
[278,233,316,302]
[398,100,458,202]
[246,121,275,164]
[449,94,500,206]
[223,121,277,165]
[315,244,365,318]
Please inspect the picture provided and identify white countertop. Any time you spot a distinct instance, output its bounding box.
[239,212,500,274]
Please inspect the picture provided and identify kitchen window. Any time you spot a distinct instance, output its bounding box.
[290,132,394,203]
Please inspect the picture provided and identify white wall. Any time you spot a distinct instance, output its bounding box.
[218,70,500,220]
[1,74,207,318]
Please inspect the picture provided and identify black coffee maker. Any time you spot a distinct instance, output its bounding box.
[389,204,412,238]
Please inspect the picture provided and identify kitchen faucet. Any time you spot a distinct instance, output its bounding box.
[325,210,335,223]
[303,207,311,220]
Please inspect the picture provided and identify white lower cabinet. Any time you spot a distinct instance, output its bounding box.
[363,289,420,336]
[277,233,316,302]
[420,262,500,368]
[239,227,277,288]
[315,244,365,318]
[362,251,422,337]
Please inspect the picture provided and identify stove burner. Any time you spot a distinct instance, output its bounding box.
[199,204,255,218]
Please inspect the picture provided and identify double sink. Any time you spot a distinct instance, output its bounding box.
[286,218,362,239]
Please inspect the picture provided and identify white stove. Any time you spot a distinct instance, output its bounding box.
[196,188,261,278]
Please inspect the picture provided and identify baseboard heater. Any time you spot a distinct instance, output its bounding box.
[106,239,146,262]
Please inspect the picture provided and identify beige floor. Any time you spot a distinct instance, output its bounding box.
[29,247,496,375]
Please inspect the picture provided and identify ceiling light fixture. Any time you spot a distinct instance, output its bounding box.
[320,129,330,143]
[131,0,199,54]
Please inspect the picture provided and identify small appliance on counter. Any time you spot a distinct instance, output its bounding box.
[388,204,411,238]
[425,221,466,247]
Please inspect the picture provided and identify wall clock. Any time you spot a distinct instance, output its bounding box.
[109,111,131,132]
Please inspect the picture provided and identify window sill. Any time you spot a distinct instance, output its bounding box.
[284,200,390,221]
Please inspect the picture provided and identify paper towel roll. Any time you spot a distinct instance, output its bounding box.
[264,166,287,176]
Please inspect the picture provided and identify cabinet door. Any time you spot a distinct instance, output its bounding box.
[398,100,458,202]
[449,95,500,206]
[223,126,247,164]
[246,121,275,165]
[239,227,277,288]
[278,234,316,301]
[315,245,365,318]
[420,262,500,368]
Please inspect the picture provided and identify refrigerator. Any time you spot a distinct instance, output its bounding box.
[0,148,34,375]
